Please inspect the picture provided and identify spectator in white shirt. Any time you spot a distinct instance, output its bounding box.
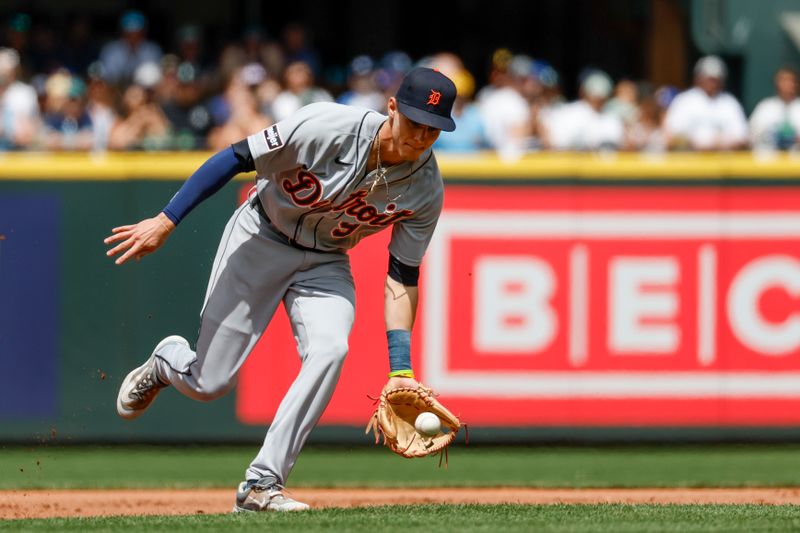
[478,54,532,161]
[663,55,748,151]
[0,47,39,150]
[543,70,624,151]
[749,67,800,150]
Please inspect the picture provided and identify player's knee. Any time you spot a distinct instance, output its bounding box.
[330,339,349,363]
[194,379,234,401]
[313,335,349,367]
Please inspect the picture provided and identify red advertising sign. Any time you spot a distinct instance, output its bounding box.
[237,186,800,426]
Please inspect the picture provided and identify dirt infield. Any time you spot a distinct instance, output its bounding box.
[3,488,800,519]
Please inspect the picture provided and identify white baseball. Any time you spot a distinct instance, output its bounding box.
[415,412,441,437]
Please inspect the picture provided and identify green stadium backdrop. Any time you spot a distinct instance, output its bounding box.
[3,152,800,443]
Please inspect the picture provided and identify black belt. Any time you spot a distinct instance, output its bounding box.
[249,195,321,253]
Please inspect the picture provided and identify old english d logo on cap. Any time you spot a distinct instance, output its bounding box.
[395,68,457,132]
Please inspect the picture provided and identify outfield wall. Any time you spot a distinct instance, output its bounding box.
[2,151,800,443]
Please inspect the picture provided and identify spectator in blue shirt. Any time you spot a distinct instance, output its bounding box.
[41,71,93,151]
[99,10,162,86]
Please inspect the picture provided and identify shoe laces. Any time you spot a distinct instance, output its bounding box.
[130,371,163,402]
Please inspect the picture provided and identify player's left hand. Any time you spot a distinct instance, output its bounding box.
[104,212,175,265]
[383,375,419,394]
[366,381,462,458]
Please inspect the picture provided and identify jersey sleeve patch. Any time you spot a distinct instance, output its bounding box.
[263,124,284,151]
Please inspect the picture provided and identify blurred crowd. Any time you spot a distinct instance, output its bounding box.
[2,10,800,157]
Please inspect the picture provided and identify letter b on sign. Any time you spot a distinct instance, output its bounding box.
[473,257,557,353]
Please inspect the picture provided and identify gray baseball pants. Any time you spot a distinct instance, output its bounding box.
[155,199,356,484]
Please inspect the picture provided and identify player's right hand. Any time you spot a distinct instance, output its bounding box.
[104,212,175,265]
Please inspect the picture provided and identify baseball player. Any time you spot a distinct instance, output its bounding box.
[105,67,456,512]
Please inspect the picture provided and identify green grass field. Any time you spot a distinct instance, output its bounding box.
[2,444,800,531]
[4,505,800,533]
[3,444,800,489]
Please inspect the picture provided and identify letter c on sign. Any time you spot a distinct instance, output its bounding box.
[727,255,800,355]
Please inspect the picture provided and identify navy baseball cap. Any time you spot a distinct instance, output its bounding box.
[395,67,456,132]
[120,10,146,32]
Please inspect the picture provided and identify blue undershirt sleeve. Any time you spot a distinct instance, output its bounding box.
[161,145,248,225]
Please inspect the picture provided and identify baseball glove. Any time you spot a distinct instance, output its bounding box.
[366,384,462,461]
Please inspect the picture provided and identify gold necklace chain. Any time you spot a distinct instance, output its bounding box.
[369,131,384,192]
[369,124,404,211]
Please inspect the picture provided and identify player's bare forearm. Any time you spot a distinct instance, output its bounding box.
[383,275,420,392]
[104,212,175,265]
[384,275,418,331]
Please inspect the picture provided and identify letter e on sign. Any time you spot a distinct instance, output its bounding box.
[608,256,680,354]
[473,256,557,353]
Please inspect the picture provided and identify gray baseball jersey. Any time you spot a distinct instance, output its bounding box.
[247,102,443,266]
[152,102,444,487]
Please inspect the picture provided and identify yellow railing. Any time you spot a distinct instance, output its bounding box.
[1,151,800,180]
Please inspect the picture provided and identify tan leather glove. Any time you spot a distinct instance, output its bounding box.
[366,384,462,459]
